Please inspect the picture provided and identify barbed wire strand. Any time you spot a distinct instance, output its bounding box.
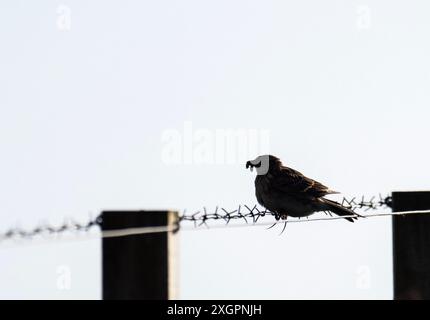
[1,209,429,250]
[2,195,430,245]
[105,209,430,235]
[0,194,388,241]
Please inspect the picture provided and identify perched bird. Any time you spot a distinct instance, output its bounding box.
[246,155,360,222]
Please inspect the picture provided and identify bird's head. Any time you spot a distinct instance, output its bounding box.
[246,155,282,175]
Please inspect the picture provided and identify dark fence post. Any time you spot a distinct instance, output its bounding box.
[101,210,178,300]
[392,191,430,300]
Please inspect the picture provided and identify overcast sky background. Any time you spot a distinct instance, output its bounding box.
[1,0,430,299]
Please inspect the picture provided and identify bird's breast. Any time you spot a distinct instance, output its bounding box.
[255,175,271,207]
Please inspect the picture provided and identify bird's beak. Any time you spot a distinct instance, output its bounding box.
[246,161,253,171]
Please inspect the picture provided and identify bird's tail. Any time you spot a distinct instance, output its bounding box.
[320,198,362,223]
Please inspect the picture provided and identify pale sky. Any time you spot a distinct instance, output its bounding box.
[1,0,430,299]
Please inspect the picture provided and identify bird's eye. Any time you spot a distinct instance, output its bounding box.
[255,162,262,168]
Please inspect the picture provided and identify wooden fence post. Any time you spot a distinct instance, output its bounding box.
[101,210,179,300]
[392,191,430,299]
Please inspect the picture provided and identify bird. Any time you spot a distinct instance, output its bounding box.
[246,155,361,222]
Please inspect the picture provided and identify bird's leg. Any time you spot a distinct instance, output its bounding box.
[276,212,288,235]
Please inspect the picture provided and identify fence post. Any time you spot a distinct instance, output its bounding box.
[101,210,179,300]
[392,191,430,299]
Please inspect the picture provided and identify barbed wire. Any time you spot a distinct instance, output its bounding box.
[3,208,430,249]
[178,194,392,227]
[179,209,430,231]
[0,194,393,244]
[0,215,102,242]
[98,207,430,238]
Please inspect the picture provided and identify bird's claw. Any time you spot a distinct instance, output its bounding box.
[279,221,288,235]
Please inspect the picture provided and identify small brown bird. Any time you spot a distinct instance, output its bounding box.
[246,155,360,222]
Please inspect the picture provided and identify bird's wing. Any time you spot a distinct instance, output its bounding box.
[272,166,337,198]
